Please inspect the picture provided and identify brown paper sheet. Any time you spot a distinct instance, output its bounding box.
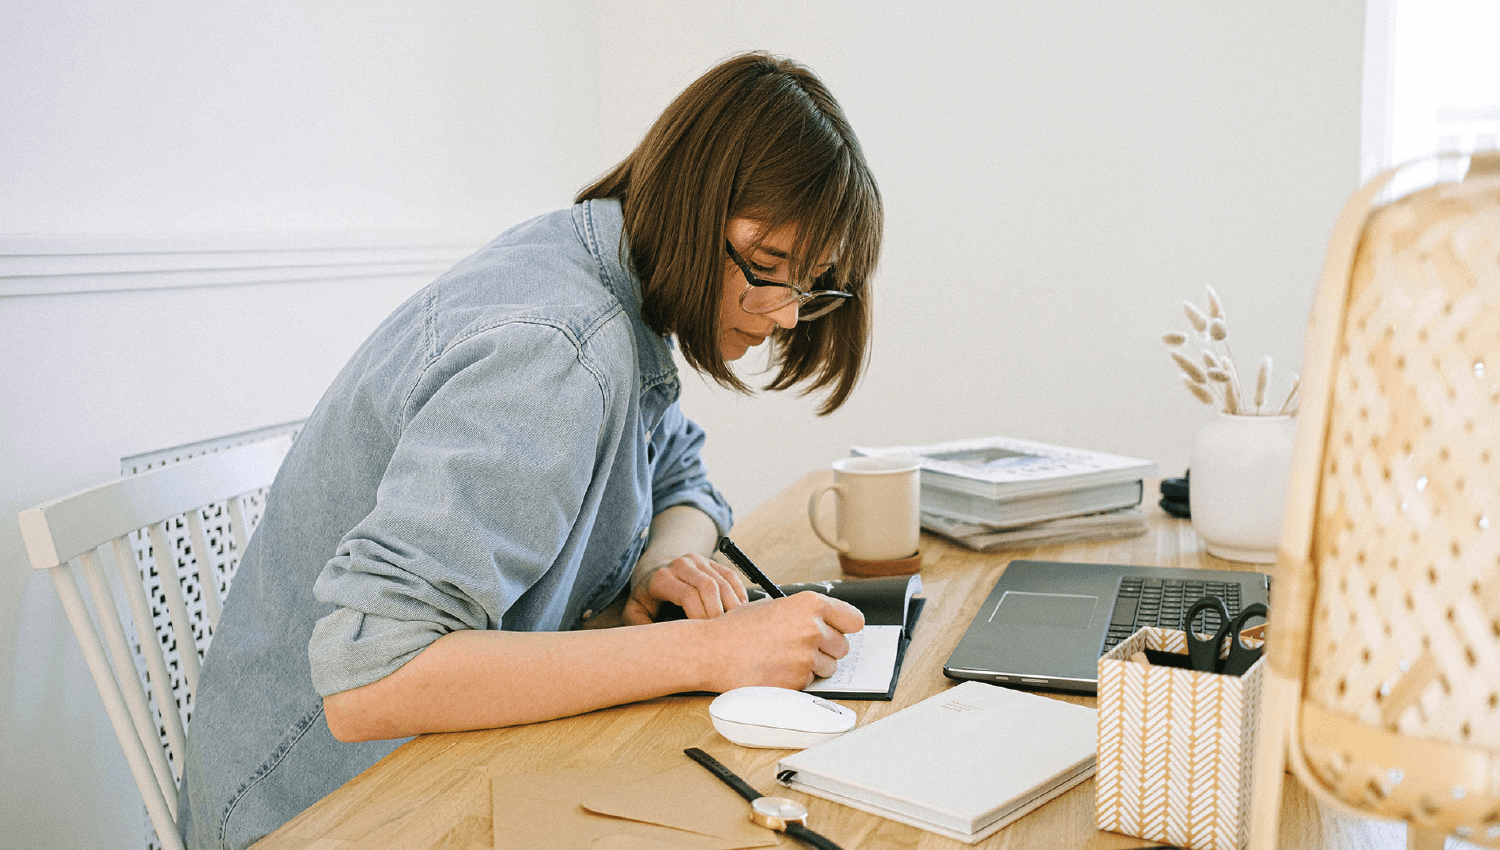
[489,762,779,850]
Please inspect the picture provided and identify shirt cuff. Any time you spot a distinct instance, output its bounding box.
[655,486,734,538]
[307,607,445,697]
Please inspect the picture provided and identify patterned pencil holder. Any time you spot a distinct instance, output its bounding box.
[1095,626,1265,850]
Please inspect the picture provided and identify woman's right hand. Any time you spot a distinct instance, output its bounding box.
[698,591,866,692]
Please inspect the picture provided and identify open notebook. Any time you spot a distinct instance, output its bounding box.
[662,574,923,700]
[747,575,924,700]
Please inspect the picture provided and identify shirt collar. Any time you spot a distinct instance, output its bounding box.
[575,198,680,398]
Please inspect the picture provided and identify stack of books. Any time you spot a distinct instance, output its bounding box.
[851,435,1157,551]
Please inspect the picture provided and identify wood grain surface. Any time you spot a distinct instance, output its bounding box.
[252,473,1407,850]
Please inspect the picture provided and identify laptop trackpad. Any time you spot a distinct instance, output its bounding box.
[992,591,1098,629]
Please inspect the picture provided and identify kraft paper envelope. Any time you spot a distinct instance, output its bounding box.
[581,761,781,846]
[490,763,779,850]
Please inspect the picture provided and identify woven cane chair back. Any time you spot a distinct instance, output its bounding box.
[1260,151,1500,849]
[18,433,294,850]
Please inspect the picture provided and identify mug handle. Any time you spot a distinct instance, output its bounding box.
[807,484,846,552]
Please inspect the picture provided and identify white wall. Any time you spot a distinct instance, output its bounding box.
[600,1,1366,514]
[0,3,599,847]
[2,1,1366,846]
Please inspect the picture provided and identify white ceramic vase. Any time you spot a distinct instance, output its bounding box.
[1189,413,1297,564]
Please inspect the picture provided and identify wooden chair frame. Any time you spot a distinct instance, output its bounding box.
[1250,151,1500,850]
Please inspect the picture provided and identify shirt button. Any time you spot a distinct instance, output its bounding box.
[639,528,649,540]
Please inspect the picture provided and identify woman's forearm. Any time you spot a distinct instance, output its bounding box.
[322,617,715,741]
[322,584,865,742]
[322,504,859,743]
[633,504,720,579]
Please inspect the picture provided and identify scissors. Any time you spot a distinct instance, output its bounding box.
[1183,596,1268,676]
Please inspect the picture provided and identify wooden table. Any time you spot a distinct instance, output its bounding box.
[252,473,1409,850]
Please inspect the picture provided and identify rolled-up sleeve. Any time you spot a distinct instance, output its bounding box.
[308,321,607,697]
[649,403,733,534]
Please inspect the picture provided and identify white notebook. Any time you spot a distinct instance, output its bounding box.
[775,680,1097,843]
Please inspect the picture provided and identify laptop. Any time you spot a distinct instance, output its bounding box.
[943,559,1271,694]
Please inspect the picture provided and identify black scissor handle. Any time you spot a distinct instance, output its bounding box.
[1220,603,1268,676]
[1183,597,1268,675]
[1183,596,1233,673]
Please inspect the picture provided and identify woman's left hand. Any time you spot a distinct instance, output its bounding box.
[623,553,749,624]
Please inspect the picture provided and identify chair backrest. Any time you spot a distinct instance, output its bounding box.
[18,434,294,850]
[1271,151,1500,846]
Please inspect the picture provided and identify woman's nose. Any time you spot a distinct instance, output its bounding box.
[769,299,799,329]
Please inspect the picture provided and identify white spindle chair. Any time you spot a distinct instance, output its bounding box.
[18,435,293,850]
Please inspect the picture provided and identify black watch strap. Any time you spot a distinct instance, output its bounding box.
[684,748,847,850]
[684,747,762,803]
[786,821,845,850]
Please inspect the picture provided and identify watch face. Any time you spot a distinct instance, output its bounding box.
[751,796,808,822]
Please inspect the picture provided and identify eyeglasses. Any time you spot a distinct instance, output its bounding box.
[725,240,852,320]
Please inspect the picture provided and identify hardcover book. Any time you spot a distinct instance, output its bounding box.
[852,435,1157,501]
[922,506,1148,552]
[920,478,1145,528]
[776,680,1098,843]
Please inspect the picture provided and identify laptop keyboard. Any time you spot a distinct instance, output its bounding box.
[1101,577,1242,654]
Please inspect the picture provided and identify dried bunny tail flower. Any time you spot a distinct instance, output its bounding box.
[1254,355,1272,411]
[1183,301,1209,332]
[1278,373,1301,416]
[1184,376,1216,406]
[1206,368,1233,383]
[1208,318,1228,341]
[1171,351,1207,383]
[1161,331,1189,346]
[1224,381,1240,415]
[1205,285,1225,320]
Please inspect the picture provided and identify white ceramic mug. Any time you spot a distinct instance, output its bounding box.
[807,456,921,562]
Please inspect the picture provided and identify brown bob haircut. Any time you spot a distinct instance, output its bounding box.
[577,52,883,415]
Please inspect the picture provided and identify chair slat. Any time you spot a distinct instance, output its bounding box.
[185,510,222,632]
[48,566,187,850]
[79,550,178,818]
[113,535,188,777]
[147,522,202,696]
[226,493,252,601]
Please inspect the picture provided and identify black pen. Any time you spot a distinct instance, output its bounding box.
[717,536,786,598]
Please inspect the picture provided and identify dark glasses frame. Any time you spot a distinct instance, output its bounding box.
[724,240,853,319]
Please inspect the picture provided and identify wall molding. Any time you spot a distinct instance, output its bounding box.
[0,233,481,298]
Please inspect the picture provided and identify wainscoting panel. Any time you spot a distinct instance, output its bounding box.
[0,233,478,298]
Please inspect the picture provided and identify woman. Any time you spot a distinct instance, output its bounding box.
[180,52,882,850]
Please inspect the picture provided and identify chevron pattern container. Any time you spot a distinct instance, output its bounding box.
[1096,627,1265,850]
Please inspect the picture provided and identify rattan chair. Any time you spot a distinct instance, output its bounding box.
[1249,151,1500,850]
[18,435,293,850]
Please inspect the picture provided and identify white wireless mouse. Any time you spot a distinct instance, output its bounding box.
[708,686,857,749]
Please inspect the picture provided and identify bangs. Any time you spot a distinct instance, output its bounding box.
[737,138,882,295]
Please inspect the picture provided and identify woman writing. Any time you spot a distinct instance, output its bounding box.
[181,52,883,850]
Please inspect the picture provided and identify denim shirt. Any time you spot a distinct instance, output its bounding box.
[179,199,733,850]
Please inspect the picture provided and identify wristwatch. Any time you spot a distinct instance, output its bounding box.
[684,748,845,850]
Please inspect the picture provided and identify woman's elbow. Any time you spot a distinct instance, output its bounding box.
[322,689,384,742]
